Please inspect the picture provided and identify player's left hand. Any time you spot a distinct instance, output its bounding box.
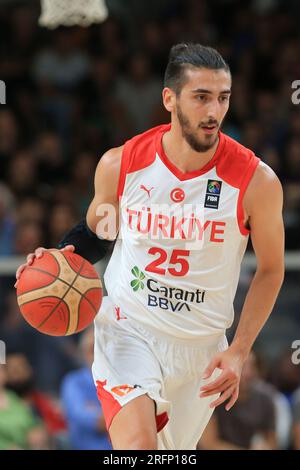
[199,348,245,411]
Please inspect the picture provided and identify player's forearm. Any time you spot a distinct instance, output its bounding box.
[230,267,284,359]
[58,219,115,264]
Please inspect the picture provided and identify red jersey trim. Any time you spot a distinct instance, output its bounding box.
[117,125,165,198]
[96,380,169,433]
[237,157,260,236]
[156,126,226,181]
[215,134,260,236]
[96,380,121,431]
[156,412,169,433]
[117,144,131,199]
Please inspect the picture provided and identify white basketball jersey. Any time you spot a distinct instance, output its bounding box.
[104,124,260,339]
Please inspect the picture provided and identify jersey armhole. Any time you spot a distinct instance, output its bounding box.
[117,141,132,199]
[237,157,260,236]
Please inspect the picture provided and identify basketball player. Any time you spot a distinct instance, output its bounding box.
[16,44,284,450]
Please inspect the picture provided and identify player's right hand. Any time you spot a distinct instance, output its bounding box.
[14,245,75,288]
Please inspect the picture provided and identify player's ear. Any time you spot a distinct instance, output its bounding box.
[162,87,176,113]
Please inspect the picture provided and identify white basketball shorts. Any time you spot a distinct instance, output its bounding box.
[92,296,228,450]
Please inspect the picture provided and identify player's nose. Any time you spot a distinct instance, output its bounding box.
[206,100,220,121]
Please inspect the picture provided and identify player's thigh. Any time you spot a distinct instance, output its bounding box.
[158,379,217,450]
[157,338,227,450]
[109,394,157,450]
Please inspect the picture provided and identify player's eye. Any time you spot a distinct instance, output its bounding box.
[196,95,208,102]
[219,95,229,102]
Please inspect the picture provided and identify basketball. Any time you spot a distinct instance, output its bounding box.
[16,249,102,336]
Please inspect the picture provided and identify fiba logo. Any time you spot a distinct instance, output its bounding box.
[0,80,6,104]
[207,181,221,194]
[0,340,6,364]
[205,179,222,209]
[291,340,300,365]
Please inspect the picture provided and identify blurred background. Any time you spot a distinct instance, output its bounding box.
[0,0,299,450]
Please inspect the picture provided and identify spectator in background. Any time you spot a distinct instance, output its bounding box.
[80,56,117,116]
[198,352,277,450]
[5,352,67,448]
[70,152,96,216]
[32,28,90,90]
[284,183,300,249]
[1,292,80,394]
[254,354,292,450]
[0,183,16,256]
[61,326,111,450]
[270,350,300,399]
[0,110,19,179]
[0,363,49,449]
[92,17,126,67]
[140,21,168,76]
[34,131,67,188]
[16,196,46,226]
[32,28,90,141]
[292,387,300,449]
[48,203,78,247]
[285,137,300,182]
[7,149,38,198]
[115,53,162,134]
[241,120,263,155]
[14,221,45,256]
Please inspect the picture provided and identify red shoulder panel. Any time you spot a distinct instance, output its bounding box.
[117,124,170,198]
[217,134,260,235]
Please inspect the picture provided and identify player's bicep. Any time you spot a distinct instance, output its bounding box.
[87,147,122,238]
[248,166,284,273]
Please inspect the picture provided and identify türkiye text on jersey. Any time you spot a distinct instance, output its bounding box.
[120,200,226,250]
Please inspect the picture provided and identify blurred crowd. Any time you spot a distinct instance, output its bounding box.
[0,0,300,450]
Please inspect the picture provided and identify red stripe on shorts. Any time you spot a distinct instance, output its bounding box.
[96,380,169,432]
[96,380,122,430]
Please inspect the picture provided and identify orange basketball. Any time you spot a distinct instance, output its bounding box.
[16,249,102,336]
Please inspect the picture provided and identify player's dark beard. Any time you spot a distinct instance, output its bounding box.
[177,104,219,152]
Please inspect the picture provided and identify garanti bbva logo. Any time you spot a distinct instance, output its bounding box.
[130,267,206,312]
[130,266,145,291]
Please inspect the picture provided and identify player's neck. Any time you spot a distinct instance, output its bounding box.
[162,126,219,174]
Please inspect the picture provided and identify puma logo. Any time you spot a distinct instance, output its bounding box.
[140,185,154,197]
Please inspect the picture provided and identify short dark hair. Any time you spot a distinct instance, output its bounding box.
[164,43,230,95]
